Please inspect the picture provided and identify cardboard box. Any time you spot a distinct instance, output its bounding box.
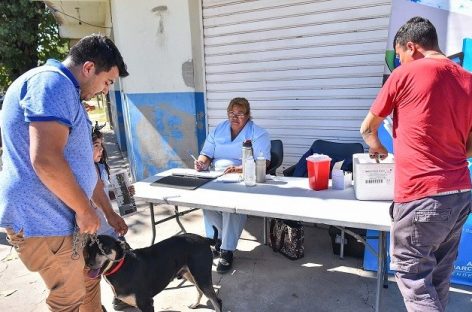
[332,169,352,190]
[353,153,394,201]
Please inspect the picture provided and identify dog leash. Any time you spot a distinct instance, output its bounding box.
[71,225,124,263]
[72,226,88,260]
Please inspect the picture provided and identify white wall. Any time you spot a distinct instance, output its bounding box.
[107,0,207,180]
[188,0,205,93]
[110,0,201,94]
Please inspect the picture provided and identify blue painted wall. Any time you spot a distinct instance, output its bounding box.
[123,92,206,181]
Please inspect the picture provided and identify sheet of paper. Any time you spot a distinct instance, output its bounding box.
[171,168,224,179]
[216,173,243,183]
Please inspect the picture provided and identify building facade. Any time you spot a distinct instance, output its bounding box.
[45,0,471,181]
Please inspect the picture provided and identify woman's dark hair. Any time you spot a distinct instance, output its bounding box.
[92,126,103,142]
[92,128,110,177]
[99,144,111,177]
[227,97,252,120]
[393,16,439,50]
[69,34,129,77]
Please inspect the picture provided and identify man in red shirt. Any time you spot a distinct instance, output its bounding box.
[361,17,472,311]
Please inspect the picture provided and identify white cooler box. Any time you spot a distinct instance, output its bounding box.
[353,153,395,201]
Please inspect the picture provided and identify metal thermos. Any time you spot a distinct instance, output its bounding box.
[256,152,266,183]
[242,140,253,176]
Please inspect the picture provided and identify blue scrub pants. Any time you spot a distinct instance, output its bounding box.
[203,210,247,251]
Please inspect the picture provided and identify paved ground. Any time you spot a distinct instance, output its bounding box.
[1,129,471,311]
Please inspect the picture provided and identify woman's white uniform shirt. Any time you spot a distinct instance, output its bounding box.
[200,120,271,169]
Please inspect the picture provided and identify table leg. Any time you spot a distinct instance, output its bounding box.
[150,203,156,245]
[375,231,386,312]
[340,228,345,259]
[175,205,186,234]
[263,217,267,245]
[383,255,389,289]
[148,203,199,244]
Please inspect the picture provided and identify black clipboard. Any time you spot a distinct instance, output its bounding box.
[151,175,214,190]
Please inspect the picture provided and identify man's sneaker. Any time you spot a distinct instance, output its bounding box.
[211,239,222,258]
[216,250,233,273]
[112,297,134,311]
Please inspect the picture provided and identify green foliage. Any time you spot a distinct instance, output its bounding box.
[37,6,69,65]
[0,0,68,92]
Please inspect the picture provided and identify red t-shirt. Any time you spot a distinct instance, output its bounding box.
[371,58,472,203]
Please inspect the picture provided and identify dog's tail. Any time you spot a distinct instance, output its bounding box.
[208,225,219,246]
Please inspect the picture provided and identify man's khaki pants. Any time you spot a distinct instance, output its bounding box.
[6,229,102,312]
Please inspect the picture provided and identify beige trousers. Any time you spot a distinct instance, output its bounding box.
[6,229,102,312]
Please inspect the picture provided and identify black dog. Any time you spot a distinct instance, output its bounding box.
[83,229,222,312]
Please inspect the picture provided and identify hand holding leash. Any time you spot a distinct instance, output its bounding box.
[75,203,100,234]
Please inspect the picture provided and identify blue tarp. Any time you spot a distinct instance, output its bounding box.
[462,38,472,71]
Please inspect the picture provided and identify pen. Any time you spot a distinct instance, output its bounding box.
[190,154,198,162]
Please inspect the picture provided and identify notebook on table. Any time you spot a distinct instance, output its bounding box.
[151,175,214,190]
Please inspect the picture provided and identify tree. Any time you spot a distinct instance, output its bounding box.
[0,0,68,92]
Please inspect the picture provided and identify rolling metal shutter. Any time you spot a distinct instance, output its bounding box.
[202,0,392,168]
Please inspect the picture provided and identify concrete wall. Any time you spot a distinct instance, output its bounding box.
[109,0,206,180]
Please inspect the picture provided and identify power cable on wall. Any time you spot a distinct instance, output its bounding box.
[45,4,112,29]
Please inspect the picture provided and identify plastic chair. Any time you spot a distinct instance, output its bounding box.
[262,139,283,243]
[283,139,364,177]
[267,139,283,175]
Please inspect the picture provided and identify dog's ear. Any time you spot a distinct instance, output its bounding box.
[119,240,131,251]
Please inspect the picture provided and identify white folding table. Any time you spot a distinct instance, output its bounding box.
[134,169,392,312]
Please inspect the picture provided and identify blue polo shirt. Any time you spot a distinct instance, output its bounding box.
[0,59,97,237]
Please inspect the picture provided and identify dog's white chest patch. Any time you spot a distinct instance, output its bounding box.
[104,278,137,307]
[118,294,137,307]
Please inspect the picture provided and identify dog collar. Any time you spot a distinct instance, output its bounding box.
[104,257,125,276]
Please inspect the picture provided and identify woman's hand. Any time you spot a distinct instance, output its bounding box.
[194,155,211,171]
[194,160,206,171]
[128,185,135,196]
[224,165,242,174]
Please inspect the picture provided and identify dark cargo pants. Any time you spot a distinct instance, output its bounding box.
[390,191,471,312]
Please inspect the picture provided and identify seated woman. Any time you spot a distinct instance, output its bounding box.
[194,97,271,273]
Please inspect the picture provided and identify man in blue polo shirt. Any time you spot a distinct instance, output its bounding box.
[0,34,128,311]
